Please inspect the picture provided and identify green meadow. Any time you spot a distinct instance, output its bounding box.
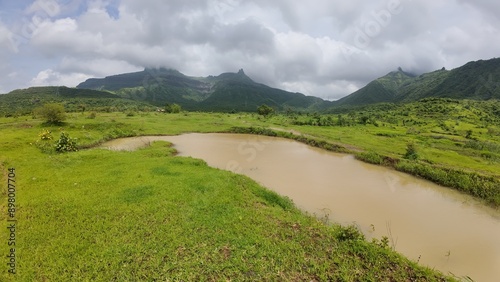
[0,111,461,280]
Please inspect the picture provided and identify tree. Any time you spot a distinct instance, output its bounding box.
[78,104,86,113]
[257,104,274,116]
[165,103,181,113]
[359,115,370,125]
[35,103,66,124]
[403,142,419,160]
[337,114,347,126]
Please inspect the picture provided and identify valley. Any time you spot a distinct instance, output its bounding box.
[0,57,499,281]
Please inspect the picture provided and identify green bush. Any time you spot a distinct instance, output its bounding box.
[257,104,274,116]
[165,103,181,113]
[336,225,365,241]
[35,103,66,124]
[33,130,55,153]
[403,142,419,160]
[55,132,78,153]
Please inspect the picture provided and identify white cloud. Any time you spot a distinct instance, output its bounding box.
[31,17,104,56]
[0,0,499,99]
[59,57,140,78]
[30,69,90,87]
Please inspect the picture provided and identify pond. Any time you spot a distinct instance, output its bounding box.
[101,133,500,281]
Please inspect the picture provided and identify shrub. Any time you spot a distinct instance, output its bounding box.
[336,225,365,241]
[403,142,419,160]
[257,104,274,116]
[39,129,53,141]
[165,103,181,113]
[35,103,66,124]
[33,130,55,153]
[55,132,78,152]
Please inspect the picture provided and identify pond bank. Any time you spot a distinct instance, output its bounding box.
[226,126,500,208]
[101,133,500,281]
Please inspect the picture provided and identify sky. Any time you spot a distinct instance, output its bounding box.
[0,0,499,100]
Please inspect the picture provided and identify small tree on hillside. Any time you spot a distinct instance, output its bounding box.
[35,103,66,124]
[403,142,419,160]
[257,104,274,116]
[165,103,182,113]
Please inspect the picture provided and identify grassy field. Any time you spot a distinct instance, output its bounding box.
[0,112,455,281]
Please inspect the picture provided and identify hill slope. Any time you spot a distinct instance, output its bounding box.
[335,58,500,107]
[0,86,153,116]
[77,68,331,112]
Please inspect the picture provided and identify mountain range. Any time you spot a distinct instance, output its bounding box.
[77,68,330,112]
[1,57,499,115]
[335,58,500,107]
[76,57,500,110]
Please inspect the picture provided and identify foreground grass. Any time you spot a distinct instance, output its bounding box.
[0,114,451,280]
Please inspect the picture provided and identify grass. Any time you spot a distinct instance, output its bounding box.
[0,112,453,281]
[2,104,500,206]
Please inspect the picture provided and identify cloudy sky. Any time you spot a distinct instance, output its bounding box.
[0,0,499,100]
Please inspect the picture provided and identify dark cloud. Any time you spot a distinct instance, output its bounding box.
[213,19,275,55]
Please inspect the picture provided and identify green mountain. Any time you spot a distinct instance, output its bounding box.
[334,58,500,107]
[4,58,499,116]
[0,86,153,116]
[77,68,331,112]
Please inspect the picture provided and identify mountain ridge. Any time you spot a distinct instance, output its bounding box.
[335,57,500,107]
[2,57,499,115]
[77,67,331,112]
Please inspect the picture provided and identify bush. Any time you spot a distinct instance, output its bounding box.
[35,103,66,124]
[336,225,365,241]
[55,132,78,152]
[403,142,419,160]
[39,129,53,141]
[33,130,55,153]
[257,104,274,116]
[165,103,181,113]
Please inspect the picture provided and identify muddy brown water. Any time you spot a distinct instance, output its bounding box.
[101,134,500,281]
